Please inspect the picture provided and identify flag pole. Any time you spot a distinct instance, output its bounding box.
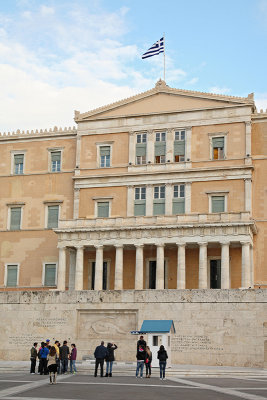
[163,32,165,81]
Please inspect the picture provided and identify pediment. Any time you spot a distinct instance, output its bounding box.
[75,80,254,122]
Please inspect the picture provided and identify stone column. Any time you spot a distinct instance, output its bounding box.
[221,242,230,289]
[147,130,154,164]
[165,183,173,215]
[156,243,165,289]
[241,241,251,288]
[73,188,80,219]
[245,122,251,157]
[68,249,76,291]
[244,178,252,213]
[57,246,66,290]
[166,129,174,162]
[250,245,254,288]
[185,182,192,214]
[127,186,135,217]
[185,127,192,161]
[198,242,208,289]
[94,245,103,290]
[129,131,135,164]
[75,246,84,290]
[177,243,186,289]
[135,245,144,290]
[114,245,123,290]
[146,185,153,217]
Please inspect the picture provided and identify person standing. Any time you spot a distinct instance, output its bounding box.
[137,335,146,351]
[136,345,146,378]
[59,340,70,374]
[47,346,58,384]
[70,344,77,374]
[39,342,49,375]
[145,346,152,378]
[54,340,60,374]
[105,343,117,377]
[30,342,38,374]
[94,341,108,377]
[157,345,168,380]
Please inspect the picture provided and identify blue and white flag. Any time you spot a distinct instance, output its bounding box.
[142,37,164,59]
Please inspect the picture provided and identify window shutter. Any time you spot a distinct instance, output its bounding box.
[97,202,109,218]
[174,141,185,155]
[154,142,166,156]
[172,199,185,214]
[134,201,146,216]
[14,154,24,164]
[136,143,146,157]
[10,208,21,230]
[7,266,17,287]
[100,146,110,156]
[48,206,59,228]
[212,137,224,148]
[51,151,61,161]
[153,199,165,215]
[44,264,56,286]
[212,196,225,213]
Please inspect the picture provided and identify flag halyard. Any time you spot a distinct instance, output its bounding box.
[142,37,164,59]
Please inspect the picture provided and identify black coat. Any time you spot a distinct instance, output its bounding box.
[137,339,146,351]
[157,349,168,362]
[105,344,117,361]
[136,347,146,361]
[94,345,108,359]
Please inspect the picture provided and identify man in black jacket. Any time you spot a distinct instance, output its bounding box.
[59,340,70,374]
[94,341,108,377]
[30,342,38,374]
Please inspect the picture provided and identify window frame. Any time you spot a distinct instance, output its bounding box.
[44,201,62,229]
[96,201,110,218]
[208,132,228,160]
[93,197,113,218]
[134,186,146,216]
[47,147,64,173]
[7,204,24,231]
[42,262,58,287]
[96,142,113,168]
[207,192,228,213]
[11,151,26,175]
[4,263,19,287]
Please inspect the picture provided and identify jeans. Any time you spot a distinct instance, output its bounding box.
[159,361,166,378]
[61,359,68,374]
[145,361,151,376]
[95,358,104,377]
[106,361,113,374]
[136,361,144,377]
[30,358,36,373]
[70,360,77,373]
[39,358,48,375]
[56,358,61,374]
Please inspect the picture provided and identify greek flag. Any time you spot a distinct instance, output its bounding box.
[142,37,164,59]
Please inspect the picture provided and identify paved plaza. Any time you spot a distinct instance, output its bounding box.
[0,371,267,400]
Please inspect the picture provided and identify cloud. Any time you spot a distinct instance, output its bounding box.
[187,77,199,85]
[209,86,231,95]
[255,93,267,111]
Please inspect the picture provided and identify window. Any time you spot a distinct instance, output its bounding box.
[211,196,225,213]
[134,187,146,216]
[5,264,18,287]
[100,146,111,167]
[173,185,185,214]
[10,207,22,230]
[136,133,147,165]
[174,130,185,162]
[44,264,56,286]
[212,137,224,160]
[51,151,61,172]
[155,132,166,163]
[14,154,24,175]
[97,202,109,218]
[153,186,165,215]
[47,205,59,228]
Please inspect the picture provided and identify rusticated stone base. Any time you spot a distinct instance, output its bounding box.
[0,289,266,367]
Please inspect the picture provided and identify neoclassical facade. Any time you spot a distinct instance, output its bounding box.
[0,80,266,292]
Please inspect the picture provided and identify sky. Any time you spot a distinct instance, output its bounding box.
[0,0,267,132]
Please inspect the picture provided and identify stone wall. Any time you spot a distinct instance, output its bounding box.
[1,289,267,367]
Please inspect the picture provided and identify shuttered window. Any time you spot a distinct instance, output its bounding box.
[100,146,111,167]
[47,205,59,228]
[6,265,18,287]
[97,202,109,218]
[14,154,24,174]
[10,207,21,230]
[134,187,146,216]
[212,137,224,160]
[173,185,185,214]
[44,264,56,286]
[153,186,165,215]
[211,196,225,213]
[51,151,61,172]
[174,141,185,156]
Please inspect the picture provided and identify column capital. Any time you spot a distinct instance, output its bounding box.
[95,245,104,249]
[244,177,252,182]
[199,241,208,247]
[220,241,230,246]
[135,244,144,248]
[57,244,66,250]
[176,242,186,248]
[115,244,124,249]
[157,242,165,248]
[165,182,172,188]
[129,130,135,136]
[240,240,251,246]
[75,245,84,250]
[147,129,154,136]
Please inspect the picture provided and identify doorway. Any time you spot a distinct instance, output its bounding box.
[148,260,168,289]
[210,259,221,289]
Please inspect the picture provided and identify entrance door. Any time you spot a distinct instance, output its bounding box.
[210,260,221,289]
[149,334,163,367]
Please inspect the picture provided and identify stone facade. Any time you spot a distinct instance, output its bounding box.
[0,289,266,367]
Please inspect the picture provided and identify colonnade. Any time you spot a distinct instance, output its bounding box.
[57,241,253,291]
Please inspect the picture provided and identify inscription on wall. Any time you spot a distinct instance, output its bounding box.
[33,318,67,328]
[171,335,224,352]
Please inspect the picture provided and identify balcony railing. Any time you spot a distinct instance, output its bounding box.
[57,212,252,230]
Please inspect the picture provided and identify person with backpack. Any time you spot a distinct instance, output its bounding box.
[39,342,49,375]
[105,343,117,377]
[157,345,168,380]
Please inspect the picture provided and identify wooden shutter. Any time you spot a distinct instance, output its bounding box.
[14,154,24,164]
[212,137,224,148]
[97,202,109,217]
[136,143,146,156]
[134,201,146,216]
[48,205,59,228]
[10,207,21,230]
[7,265,18,287]
[51,151,61,161]
[100,146,110,156]
[154,142,166,156]
[153,199,165,215]
[174,141,185,155]
[172,199,185,214]
[212,196,225,213]
[44,264,56,286]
